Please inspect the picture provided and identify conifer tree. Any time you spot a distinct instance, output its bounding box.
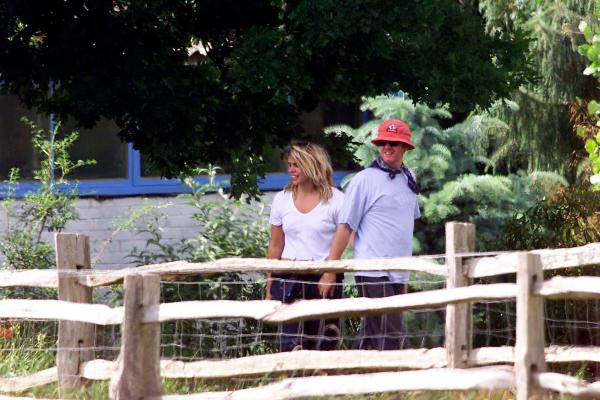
[325,95,566,253]
[479,0,599,178]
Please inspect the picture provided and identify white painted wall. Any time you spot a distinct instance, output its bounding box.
[0,192,276,270]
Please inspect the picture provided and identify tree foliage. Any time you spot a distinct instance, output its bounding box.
[479,0,599,177]
[578,5,600,189]
[502,184,600,250]
[325,95,566,253]
[0,0,533,197]
[123,167,275,358]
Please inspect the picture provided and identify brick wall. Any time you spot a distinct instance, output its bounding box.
[0,192,275,270]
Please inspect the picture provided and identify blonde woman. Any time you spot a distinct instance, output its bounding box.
[266,142,345,351]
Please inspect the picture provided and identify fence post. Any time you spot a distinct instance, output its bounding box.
[515,252,546,400]
[110,273,162,399]
[445,222,475,368]
[56,233,94,397]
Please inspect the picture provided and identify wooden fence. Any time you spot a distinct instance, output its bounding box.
[1,222,600,399]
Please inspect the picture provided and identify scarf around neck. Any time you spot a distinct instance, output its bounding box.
[369,157,420,194]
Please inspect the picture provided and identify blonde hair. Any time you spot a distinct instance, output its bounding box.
[283,142,335,201]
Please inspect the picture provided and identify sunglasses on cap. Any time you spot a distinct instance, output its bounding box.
[375,141,401,147]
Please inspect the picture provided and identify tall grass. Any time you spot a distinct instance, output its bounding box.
[0,320,56,377]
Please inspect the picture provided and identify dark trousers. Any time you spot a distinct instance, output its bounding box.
[354,275,408,350]
[270,273,343,352]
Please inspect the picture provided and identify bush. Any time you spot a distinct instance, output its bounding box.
[472,183,600,374]
[126,167,275,358]
[502,183,600,250]
[0,118,93,303]
[0,118,95,271]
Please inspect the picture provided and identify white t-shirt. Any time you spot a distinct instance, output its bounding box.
[269,188,345,261]
[339,167,420,283]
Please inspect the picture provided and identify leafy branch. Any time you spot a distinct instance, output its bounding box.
[0,117,95,270]
[578,17,600,189]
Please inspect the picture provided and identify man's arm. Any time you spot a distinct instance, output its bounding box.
[328,223,353,260]
[265,225,284,300]
[319,223,353,298]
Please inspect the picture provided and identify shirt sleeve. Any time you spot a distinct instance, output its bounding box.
[331,189,345,225]
[414,199,421,220]
[269,191,284,226]
[338,173,369,231]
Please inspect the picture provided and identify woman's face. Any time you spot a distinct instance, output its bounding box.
[287,156,308,186]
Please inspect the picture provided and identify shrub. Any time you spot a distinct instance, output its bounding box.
[502,183,600,250]
[125,167,274,358]
[0,118,95,271]
[0,118,94,303]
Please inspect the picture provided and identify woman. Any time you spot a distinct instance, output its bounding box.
[266,142,345,352]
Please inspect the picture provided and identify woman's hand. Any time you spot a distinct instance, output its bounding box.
[318,272,338,298]
[265,272,273,300]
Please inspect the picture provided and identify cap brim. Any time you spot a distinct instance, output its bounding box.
[371,139,415,150]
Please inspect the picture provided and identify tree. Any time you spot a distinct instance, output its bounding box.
[0,0,533,197]
[325,95,566,253]
[478,0,599,178]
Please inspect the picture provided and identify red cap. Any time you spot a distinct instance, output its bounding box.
[371,119,414,150]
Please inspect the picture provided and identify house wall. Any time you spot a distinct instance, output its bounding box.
[0,192,276,270]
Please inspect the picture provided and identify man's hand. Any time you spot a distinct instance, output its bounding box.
[318,272,338,298]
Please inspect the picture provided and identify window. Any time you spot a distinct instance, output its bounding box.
[0,96,49,180]
[65,119,128,180]
[0,95,353,197]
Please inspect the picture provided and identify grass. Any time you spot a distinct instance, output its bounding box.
[0,320,56,378]
[0,320,581,399]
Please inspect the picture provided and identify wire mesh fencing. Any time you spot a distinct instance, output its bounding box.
[2,243,600,398]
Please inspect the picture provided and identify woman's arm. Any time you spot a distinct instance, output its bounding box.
[265,224,285,300]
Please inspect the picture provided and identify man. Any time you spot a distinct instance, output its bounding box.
[321,118,421,350]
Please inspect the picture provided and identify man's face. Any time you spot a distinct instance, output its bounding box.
[377,141,407,168]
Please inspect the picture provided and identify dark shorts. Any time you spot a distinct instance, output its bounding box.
[270,273,343,351]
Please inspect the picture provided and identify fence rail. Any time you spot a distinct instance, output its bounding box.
[2,242,600,288]
[153,366,517,400]
[0,224,599,399]
[4,345,600,390]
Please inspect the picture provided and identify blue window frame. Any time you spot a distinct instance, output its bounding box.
[1,92,360,198]
[1,143,350,198]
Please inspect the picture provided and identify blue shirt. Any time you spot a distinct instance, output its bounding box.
[339,167,420,282]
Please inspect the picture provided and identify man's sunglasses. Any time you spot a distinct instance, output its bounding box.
[375,141,401,147]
